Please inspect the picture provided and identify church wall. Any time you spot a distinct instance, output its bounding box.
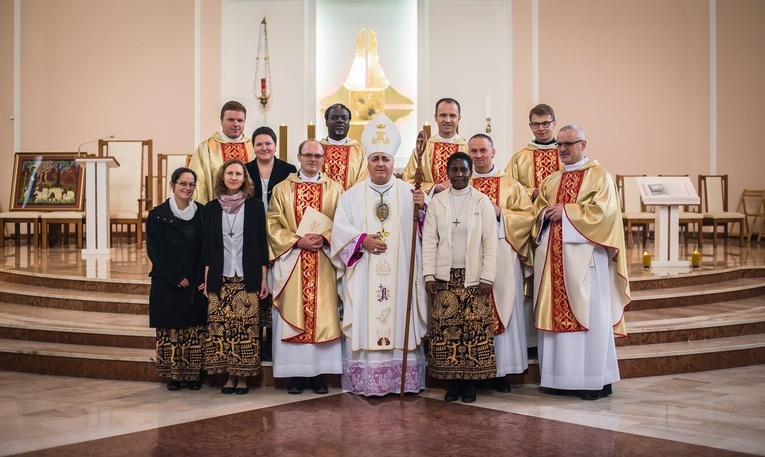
[717,0,765,213]
[0,0,14,216]
[537,0,711,185]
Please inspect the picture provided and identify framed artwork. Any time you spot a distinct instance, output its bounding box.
[10,152,86,211]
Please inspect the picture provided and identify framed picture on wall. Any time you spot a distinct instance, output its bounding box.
[10,152,85,211]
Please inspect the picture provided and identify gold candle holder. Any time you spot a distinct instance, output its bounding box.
[279,124,288,162]
[642,252,651,269]
[307,122,316,139]
[422,122,431,138]
[691,250,701,268]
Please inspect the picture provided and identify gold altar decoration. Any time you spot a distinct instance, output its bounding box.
[319,29,414,142]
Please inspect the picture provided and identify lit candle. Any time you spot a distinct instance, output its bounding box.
[422,122,431,138]
[691,250,701,268]
[279,124,288,162]
[260,78,266,96]
[642,252,651,269]
[307,122,316,139]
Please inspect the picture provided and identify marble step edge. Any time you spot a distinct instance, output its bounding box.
[0,280,148,304]
[630,279,765,301]
[0,268,149,286]
[629,264,765,288]
[624,302,765,333]
[615,333,765,359]
[0,313,153,338]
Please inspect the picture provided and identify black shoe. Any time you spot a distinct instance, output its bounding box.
[235,387,249,395]
[601,384,613,397]
[166,380,182,391]
[444,380,461,402]
[547,387,563,396]
[287,377,306,394]
[187,381,202,391]
[221,386,236,394]
[580,390,603,401]
[461,382,477,403]
[309,375,328,394]
[494,377,512,393]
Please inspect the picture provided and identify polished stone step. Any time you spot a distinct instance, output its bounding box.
[629,277,765,310]
[0,269,150,295]
[619,297,765,345]
[616,334,765,378]
[0,279,148,314]
[0,302,154,348]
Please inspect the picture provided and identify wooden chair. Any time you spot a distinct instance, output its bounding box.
[99,139,153,247]
[616,175,653,248]
[0,211,40,249]
[737,189,765,243]
[40,212,84,249]
[156,154,192,202]
[698,174,746,247]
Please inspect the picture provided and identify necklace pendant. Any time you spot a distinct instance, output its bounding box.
[453,220,460,226]
[228,231,235,237]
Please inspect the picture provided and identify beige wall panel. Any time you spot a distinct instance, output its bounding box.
[717,0,765,211]
[428,0,511,165]
[511,0,535,157]
[20,0,195,158]
[538,0,710,183]
[0,0,14,214]
[200,0,222,146]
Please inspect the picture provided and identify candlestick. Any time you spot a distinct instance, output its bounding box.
[307,122,316,139]
[279,124,288,162]
[691,250,701,268]
[422,122,431,138]
[642,252,651,269]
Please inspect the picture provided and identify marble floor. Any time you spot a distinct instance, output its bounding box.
[0,366,763,456]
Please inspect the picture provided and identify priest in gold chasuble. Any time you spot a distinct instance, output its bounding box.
[190,101,255,204]
[267,139,344,394]
[468,134,536,391]
[402,98,468,194]
[320,103,368,190]
[503,103,562,201]
[331,114,429,396]
[532,125,630,400]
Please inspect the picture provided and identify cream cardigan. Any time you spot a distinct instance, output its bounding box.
[422,187,497,286]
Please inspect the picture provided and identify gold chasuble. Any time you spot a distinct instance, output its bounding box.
[504,145,563,198]
[189,133,255,204]
[471,172,536,334]
[320,139,368,190]
[532,161,630,336]
[267,174,344,343]
[402,136,468,193]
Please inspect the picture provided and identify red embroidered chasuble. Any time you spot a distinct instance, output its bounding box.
[221,142,248,162]
[322,145,351,190]
[287,182,324,343]
[548,170,587,332]
[470,176,505,335]
[533,148,559,187]
[431,143,460,184]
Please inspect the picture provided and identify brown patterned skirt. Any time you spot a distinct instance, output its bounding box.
[203,276,261,376]
[156,326,205,381]
[427,269,497,380]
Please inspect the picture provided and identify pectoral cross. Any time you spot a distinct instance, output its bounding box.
[453,219,461,227]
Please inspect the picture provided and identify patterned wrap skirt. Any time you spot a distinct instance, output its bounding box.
[204,276,261,376]
[156,326,205,381]
[427,268,497,380]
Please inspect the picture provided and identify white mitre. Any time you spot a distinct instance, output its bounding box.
[361,113,401,157]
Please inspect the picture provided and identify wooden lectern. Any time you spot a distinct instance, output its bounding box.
[76,156,119,256]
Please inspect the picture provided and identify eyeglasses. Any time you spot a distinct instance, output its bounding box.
[529,120,554,129]
[556,140,584,148]
[299,153,325,160]
[174,181,197,188]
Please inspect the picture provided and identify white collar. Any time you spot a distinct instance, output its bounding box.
[220,131,244,142]
[325,137,349,145]
[529,139,557,150]
[299,171,321,182]
[434,132,458,143]
[564,156,589,172]
[472,165,496,178]
[367,175,396,192]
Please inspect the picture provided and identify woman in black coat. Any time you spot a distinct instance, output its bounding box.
[245,126,297,361]
[147,167,206,391]
[203,158,269,395]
